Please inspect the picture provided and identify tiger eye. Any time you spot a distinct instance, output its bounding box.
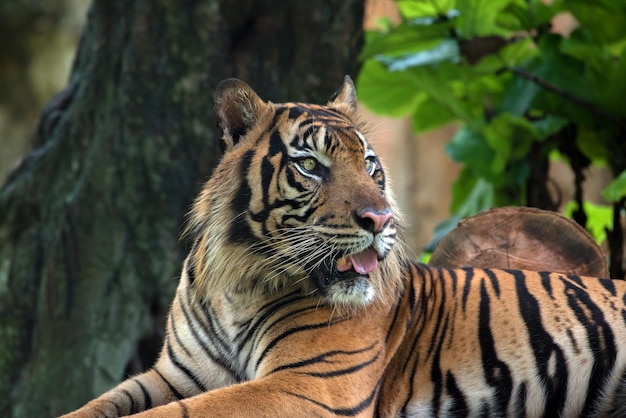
[365,158,376,175]
[299,157,318,172]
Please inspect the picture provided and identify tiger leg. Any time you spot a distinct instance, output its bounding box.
[127,374,375,418]
[59,367,182,418]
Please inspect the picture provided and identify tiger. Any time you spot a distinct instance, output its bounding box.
[60,76,626,418]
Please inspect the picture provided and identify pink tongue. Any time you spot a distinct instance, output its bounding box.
[348,248,379,274]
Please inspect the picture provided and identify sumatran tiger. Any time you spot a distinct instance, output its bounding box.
[61,76,626,418]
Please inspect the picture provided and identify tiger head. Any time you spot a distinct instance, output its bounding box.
[187,76,406,312]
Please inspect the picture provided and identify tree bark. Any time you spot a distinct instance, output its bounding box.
[0,1,363,416]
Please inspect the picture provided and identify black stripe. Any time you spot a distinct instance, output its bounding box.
[303,352,380,379]
[228,151,254,244]
[430,313,450,416]
[255,318,348,370]
[424,267,452,416]
[121,389,138,415]
[514,382,527,418]
[288,106,305,119]
[235,290,302,332]
[561,275,616,415]
[565,328,581,354]
[446,371,468,416]
[134,378,153,410]
[284,379,382,416]
[166,341,207,392]
[103,399,123,417]
[178,288,237,379]
[271,106,289,126]
[483,268,500,298]
[461,268,474,311]
[540,271,553,298]
[425,271,448,360]
[385,297,403,344]
[399,263,430,416]
[566,273,587,288]
[406,269,418,322]
[260,156,274,207]
[253,303,324,346]
[153,367,184,400]
[478,280,512,415]
[402,264,429,372]
[272,344,380,378]
[447,268,458,296]
[512,270,568,416]
[240,298,320,375]
[291,107,350,123]
[169,307,192,357]
[185,284,231,355]
[478,402,492,417]
[235,290,307,347]
[599,276,617,296]
[281,203,318,224]
[179,401,190,418]
[186,259,196,286]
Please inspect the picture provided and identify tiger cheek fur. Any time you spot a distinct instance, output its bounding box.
[60,77,626,418]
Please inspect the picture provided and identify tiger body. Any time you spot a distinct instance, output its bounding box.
[61,77,626,418]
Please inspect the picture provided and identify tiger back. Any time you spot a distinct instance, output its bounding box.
[60,77,626,418]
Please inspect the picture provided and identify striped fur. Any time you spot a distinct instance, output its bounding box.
[61,77,626,418]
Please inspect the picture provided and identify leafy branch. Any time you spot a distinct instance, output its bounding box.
[509,67,626,131]
[357,0,626,278]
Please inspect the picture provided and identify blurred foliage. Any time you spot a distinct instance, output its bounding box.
[357,0,626,275]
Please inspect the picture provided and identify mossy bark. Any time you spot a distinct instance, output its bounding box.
[0,1,363,416]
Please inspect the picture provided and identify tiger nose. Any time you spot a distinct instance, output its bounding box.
[355,208,393,233]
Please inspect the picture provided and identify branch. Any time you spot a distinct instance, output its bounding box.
[510,67,626,131]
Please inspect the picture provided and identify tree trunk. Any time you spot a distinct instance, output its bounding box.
[0,1,363,416]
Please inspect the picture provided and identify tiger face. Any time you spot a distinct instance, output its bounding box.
[189,76,404,310]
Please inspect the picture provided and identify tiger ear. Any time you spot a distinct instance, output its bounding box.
[214,78,265,151]
[328,75,358,114]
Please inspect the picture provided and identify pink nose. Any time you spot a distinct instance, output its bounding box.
[357,209,393,233]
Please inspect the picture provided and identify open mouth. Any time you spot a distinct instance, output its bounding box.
[310,247,380,292]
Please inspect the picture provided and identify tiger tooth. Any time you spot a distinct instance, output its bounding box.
[336,256,352,272]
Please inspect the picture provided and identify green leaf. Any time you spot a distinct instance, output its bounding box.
[576,128,609,164]
[560,29,610,74]
[528,0,565,28]
[356,60,423,117]
[564,200,613,244]
[446,125,529,187]
[360,20,452,60]
[471,37,537,73]
[411,94,459,132]
[450,167,495,215]
[496,0,563,32]
[531,115,569,140]
[456,0,517,37]
[481,113,538,172]
[377,39,460,71]
[601,170,626,202]
[410,64,477,122]
[446,127,494,166]
[495,0,530,31]
[527,34,599,125]
[564,0,626,43]
[397,0,456,19]
[499,69,541,116]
